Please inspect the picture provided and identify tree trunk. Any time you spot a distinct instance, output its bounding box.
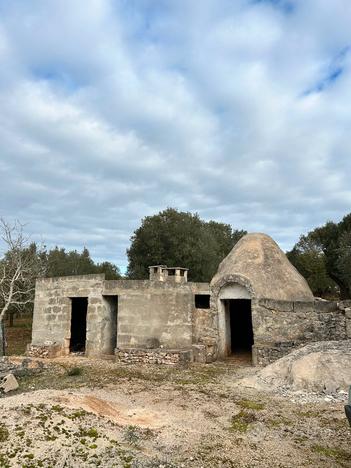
[9,311,14,328]
[328,272,350,300]
[0,321,5,357]
[340,285,350,300]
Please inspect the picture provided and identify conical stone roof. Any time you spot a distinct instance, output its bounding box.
[211,233,314,302]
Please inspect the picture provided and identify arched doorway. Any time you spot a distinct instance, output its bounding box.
[218,284,253,359]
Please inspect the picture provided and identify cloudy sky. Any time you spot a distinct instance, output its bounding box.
[0,0,350,271]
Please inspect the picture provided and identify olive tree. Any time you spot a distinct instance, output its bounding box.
[127,208,246,282]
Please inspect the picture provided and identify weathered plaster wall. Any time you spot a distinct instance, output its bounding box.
[103,280,209,351]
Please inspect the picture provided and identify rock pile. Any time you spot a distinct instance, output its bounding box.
[239,340,351,399]
[0,356,44,377]
[0,357,45,395]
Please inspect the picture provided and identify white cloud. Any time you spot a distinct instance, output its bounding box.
[0,0,350,270]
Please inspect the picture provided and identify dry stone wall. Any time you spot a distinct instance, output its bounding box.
[27,344,63,358]
[115,348,192,365]
[252,299,350,365]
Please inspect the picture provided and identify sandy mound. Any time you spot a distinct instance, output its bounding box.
[239,341,351,394]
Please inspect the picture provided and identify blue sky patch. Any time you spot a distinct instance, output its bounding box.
[303,46,350,96]
[31,68,84,93]
[251,0,295,14]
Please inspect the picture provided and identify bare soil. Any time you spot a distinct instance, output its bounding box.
[0,356,350,467]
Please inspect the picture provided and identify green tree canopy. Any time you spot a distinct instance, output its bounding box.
[288,213,351,299]
[44,247,121,279]
[287,237,336,298]
[127,208,246,282]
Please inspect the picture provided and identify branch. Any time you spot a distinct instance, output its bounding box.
[9,298,34,306]
[0,218,41,323]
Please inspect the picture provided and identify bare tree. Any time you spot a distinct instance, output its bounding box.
[0,219,44,355]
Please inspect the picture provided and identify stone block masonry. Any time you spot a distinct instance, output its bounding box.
[30,272,211,361]
[31,274,106,358]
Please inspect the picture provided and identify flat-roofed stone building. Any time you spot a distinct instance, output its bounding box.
[28,265,212,364]
[28,233,351,365]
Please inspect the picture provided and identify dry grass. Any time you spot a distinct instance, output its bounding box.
[4,315,32,355]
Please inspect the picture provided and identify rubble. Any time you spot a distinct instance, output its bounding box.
[0,374,19,393]
[0,357,47,396]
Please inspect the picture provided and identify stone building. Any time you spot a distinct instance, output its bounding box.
[28,233,351,365]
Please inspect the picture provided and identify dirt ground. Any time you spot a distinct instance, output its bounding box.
[0,356,350,468]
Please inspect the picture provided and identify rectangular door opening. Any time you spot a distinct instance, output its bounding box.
[70,297,88,353]
[102,295,118,354]
[224,299,253,356]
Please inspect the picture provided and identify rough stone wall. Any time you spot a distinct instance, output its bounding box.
[338,300,351,340]
[254,299,348,344]
[252,299,349,365]
[115,348,192,365]
[27,344,63,358]
[313,301,347,341]
[252,342,298,366]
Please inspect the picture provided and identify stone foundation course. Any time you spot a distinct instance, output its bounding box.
[115,348,193,365]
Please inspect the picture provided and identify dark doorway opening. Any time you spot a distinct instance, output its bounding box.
[228,299,253,353]
[70,297,88,353]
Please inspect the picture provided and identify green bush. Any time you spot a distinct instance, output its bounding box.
[67,367,83,377]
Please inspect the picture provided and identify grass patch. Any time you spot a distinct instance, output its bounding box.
[69,409,88,420]
[122,425,155,448]
[79,427,99,439]
[67,367,83,377]
[229,410,257,433]
[123,425,140,447]
[266,416,293,428]
[0,424,9,442]
[312,444,351,462]
[237,399,265,411]
[294,409,315,418]
[17,361,227,395]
